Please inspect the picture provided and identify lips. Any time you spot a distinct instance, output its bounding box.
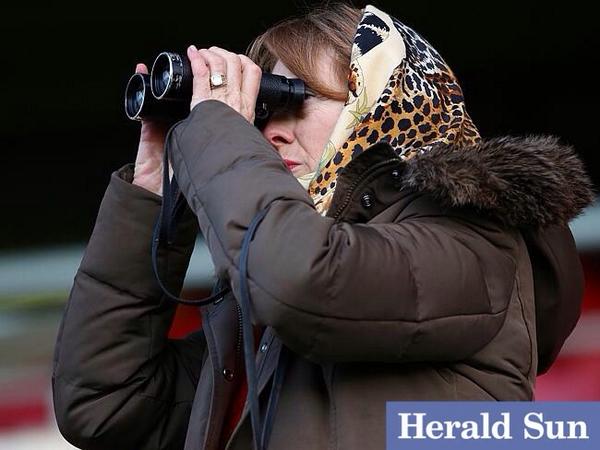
[283,159,301,170]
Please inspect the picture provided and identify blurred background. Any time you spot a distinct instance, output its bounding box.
[1,0,598,448]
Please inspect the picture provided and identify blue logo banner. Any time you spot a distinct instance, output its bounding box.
[386,401,600,449]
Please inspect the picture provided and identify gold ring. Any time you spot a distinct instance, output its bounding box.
[209,73,227,89]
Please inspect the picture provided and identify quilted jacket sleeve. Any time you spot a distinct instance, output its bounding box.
[52,163,205,450]
[167,100,516,364]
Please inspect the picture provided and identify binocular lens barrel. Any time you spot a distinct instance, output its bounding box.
[256,75,305,112]
[124,72,189,121]
[124,51,309,124]
[151,52,193,100]
[124,73,147,120]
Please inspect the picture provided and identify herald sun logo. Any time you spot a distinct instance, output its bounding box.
[395,412,589,440]
[386,401,599,449]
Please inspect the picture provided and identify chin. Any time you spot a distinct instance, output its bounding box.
[292,167,308,177]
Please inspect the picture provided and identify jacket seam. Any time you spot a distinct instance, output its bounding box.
[246,271,507,322]
[53,374,195,406]
[306,226,341,360]
[76,268,161,364]
[52,294,74,375]
[77,267,162,304]
[389,226,421,321]
[514,232,535,381]
[205,222,503,324]
[200,154,273,193]
[515,276,534,379]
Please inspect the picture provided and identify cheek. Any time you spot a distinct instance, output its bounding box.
[299,112,339,162]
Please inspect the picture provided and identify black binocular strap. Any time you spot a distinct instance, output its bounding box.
[151,144,290,450]
[150,144,230,306]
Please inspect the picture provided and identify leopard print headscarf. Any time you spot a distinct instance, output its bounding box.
[297,4,481,215]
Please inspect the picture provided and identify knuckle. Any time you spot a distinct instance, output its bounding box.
[239,56,262,74]
[191,61,208,75]
[209,45,232,56]
[249,64,262,76]
[204,50,226,66]
[198,48,211,58]
[229,54,242,67]
[190,56,206,67]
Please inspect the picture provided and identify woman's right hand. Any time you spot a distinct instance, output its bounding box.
[131,63,171,197]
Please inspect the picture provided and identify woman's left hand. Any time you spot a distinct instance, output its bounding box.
[187,45,262,123]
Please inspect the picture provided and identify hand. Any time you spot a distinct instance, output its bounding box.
[131,63,172,197]
[186,45,262,123]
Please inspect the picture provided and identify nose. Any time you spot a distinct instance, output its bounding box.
[261,118,294,152]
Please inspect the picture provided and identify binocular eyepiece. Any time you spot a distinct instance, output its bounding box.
[124,51,309,128]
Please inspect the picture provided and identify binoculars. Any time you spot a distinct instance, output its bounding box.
[124,51,310,128]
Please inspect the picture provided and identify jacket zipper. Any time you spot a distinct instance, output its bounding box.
[221,301,249,450]
[234,300,243,362]
[331,158,400,222]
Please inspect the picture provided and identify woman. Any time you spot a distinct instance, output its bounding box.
[52,3,596,450]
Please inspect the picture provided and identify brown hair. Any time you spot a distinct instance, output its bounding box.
[246,1,363,101]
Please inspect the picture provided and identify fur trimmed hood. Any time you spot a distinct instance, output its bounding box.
[401,135,597,228]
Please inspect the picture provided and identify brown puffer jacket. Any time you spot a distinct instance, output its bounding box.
[52,100,596,450]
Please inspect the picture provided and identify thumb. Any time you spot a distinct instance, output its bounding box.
[135,63,148,75]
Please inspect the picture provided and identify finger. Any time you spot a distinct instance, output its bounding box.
[135,63,148,74]
[187,45,211,106]
[198,48,228,93]
[208,46,242,93]
[239,54,262,103]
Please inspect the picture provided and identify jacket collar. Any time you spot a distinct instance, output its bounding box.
[328,135,596,228]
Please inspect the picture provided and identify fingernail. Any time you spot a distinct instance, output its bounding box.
[188,44,197,52]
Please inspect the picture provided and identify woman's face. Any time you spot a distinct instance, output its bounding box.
[261,56,346,177]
